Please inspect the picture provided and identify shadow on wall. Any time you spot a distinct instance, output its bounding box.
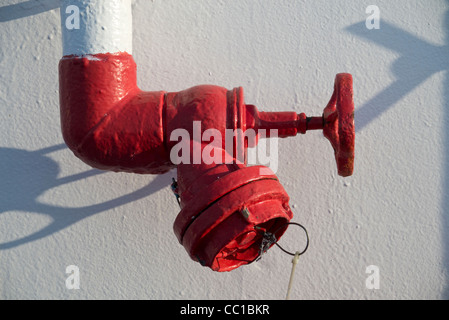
[0,0,59,23]
[0,145,172,250]
[346,20,448,133]
[346,3,449,298]
[0,1,172,250]
[1,0,448,297]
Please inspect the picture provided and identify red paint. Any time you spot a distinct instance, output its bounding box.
[174,141,292,271]
[323,73,355,177]
[59,53,170,174]
[59,53,354,271]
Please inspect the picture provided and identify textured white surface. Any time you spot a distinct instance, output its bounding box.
[61,0,132,56]
[0,0,448,300]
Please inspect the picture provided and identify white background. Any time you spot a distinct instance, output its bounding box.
[0,0,448,299]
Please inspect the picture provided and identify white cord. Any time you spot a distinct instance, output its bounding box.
[286,251,301,300]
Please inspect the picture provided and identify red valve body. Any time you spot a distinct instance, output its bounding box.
[61,54,243,172]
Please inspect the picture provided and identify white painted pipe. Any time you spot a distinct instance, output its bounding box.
[60,0,133,56]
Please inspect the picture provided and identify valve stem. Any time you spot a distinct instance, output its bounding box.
[247,105,324,137]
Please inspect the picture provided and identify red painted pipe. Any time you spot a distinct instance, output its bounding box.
[60,53,170,174]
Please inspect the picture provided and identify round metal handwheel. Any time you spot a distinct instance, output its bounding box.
[323,73,355,177]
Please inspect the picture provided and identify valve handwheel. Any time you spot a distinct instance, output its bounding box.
[246,73,355,177]
[322,73,355,177]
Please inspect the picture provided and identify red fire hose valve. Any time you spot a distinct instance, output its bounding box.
[59,51,355,272]
[169,74,355,271]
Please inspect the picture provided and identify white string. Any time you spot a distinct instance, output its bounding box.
[286,251,301,300]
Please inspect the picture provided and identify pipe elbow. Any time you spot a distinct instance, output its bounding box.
[59,53,173,174]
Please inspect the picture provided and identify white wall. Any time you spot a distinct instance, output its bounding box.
[0,0,448,300]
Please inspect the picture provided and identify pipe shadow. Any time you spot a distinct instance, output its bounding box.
[0,0,59,23]
[346,5,449,298]
[0,144,173,250]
